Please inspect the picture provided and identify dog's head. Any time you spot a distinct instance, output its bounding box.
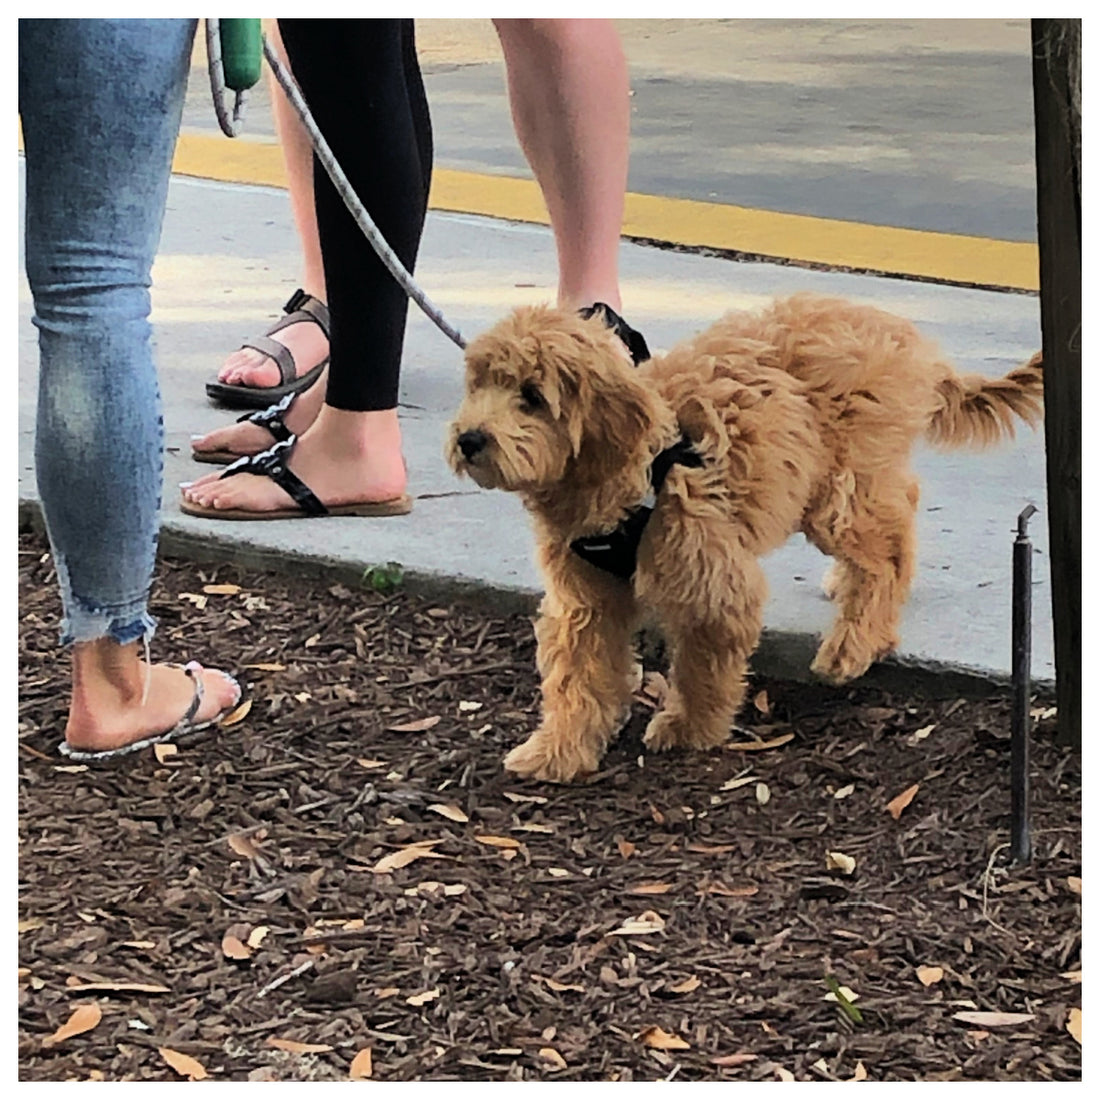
[446,305,659,494]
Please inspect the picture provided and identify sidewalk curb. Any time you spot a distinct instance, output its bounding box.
[20,497,1043,701]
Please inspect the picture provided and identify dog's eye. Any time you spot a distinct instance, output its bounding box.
[519,382,545,411]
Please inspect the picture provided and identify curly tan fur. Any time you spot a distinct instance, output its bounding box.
[446,293,1043,783]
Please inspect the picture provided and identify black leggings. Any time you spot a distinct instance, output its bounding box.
[278,19,432,412]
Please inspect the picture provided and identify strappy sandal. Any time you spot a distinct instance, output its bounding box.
[179,438,413,521]
[191,391,296,465]
[57,661,243,762]
[206,289,330,409]
[579,302,651,366]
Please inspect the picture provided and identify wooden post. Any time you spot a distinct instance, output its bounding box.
[1031,19,1080,747]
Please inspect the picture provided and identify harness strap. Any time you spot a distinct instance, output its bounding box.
[570,434,702,580]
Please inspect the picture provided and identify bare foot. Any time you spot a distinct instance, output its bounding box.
[218,315,329,389]
[182,407,407,514]
[64,641,241,754]
[192,367,328,462]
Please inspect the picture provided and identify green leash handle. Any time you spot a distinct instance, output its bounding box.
[206,18,262,137]
[219,19,262,91]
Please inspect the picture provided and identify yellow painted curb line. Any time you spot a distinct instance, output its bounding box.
[27,130,1042,292]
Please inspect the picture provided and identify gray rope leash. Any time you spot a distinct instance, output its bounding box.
[261,35,468,351]
[206,19,250,138]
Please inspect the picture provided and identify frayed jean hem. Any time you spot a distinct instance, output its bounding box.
[59,606,158,648]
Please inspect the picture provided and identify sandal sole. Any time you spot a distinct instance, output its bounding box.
[205,359,326,410]
[178,494,414,521]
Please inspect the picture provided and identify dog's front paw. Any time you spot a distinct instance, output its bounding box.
[503,732,599,784]
[643,710,728,753]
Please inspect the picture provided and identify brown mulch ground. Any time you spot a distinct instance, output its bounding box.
[17,530,1081,1082]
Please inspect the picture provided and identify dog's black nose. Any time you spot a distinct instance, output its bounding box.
[457,429,488,460]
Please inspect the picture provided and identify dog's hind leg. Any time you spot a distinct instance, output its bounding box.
[807,472,919,683]
[643,555,766,754]
[504,563,637,783]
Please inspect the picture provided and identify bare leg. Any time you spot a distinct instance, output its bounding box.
[505,562,637,782]
[216,21,329,389]
[493,18,629,311]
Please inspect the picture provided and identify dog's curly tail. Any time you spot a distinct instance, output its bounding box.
[926,351,1044,449]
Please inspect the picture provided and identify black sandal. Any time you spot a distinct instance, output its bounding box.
[191,390,298,465]
[578,302,651,366]
[180,439,413,521]
[206,289,330,409]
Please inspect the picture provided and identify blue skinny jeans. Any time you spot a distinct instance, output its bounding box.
[19,18,197,646]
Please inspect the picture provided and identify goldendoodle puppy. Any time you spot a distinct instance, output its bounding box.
[446,293,1043,783]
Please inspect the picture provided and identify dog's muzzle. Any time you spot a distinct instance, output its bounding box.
[456,429,489,461]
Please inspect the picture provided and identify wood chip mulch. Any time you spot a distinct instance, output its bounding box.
[17,531,1081,1082]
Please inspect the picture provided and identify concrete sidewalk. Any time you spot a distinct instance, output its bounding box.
[16,168,1052,686]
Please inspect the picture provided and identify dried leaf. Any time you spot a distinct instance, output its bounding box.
[119,940,156,950]
[1067,876,1082,895]
[753,689,771,715]
[725,732,795,752]
[755,782,771,805]
[951,1011,1035,1027]
[356,758,386,770]
[218,698,252,727]
[503,792,548,805]
[640,1026,690,1050]
[833,783,855,800]
[543,977,585,993]
[885,783,920,821]
[160,1047,208,1080]
[18,918,44,934]
[371,843,439,875]
[711,1051,756,1067]
[719,775,758,792]
[907,723,936,746]
[547,867,572,878]
[247,926,270,950]
[668,976,701,994]
[458,700,483,712]
[349,1047,373,1079]
[627,882,674,895]
[515,822,554,833]
[202,583,241,595]
[221,933,251,961]
[178,592,207,609]
[649,804,666,824]
[54,764,88,774]
[386,715,441,733]
[427,803,469,823]
[1061,969,1082,984]
[916,965,944,986]
[242,662,286,672]
[1067,1007,1081,1044]
[538,1047,567,1070]
[826,851,856,875]
[227,833,262,859]
[617,839,637,859]
[609,910,665,936]
[474,835,521,849]
[697,880,758,898]
[852,1061,869,1081]
[775,1068,795,1082]
[267,1037,333,1054]
[375,987,400,999]
[43,1003,102,1047]
[685,843,737,855]
[153,743,178,764]
[406,988,440,1007]
[824,985,860,1003]
[500,849,518,862]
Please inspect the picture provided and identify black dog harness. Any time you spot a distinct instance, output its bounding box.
[568,303,703,580]
[570,435,703,581]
